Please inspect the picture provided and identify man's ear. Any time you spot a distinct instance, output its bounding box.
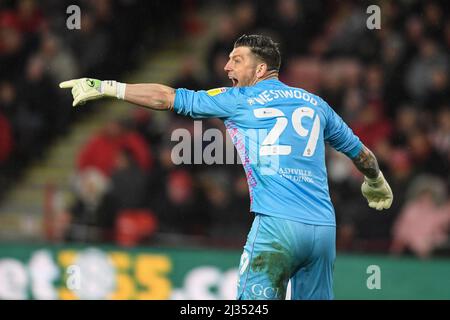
[256,63,268,79]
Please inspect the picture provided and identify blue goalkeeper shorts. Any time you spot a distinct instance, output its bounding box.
[237,213,335,300]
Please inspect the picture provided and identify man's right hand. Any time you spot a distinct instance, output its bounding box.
[59,78,118,106]
[361,171,393,211]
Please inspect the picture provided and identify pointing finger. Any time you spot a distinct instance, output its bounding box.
[59,80,76,89]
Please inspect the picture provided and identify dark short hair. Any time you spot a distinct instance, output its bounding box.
[234,34,281,72]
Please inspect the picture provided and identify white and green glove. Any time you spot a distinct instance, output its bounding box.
[59,78,126,106]
[361,171,393,211]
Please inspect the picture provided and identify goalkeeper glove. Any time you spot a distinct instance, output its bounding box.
[361,171,393,211]
[59,78,126,106]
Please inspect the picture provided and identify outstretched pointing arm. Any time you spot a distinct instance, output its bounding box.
[59,78,175,110]
[124,83,175,110]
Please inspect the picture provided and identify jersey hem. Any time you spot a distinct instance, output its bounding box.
[251,209,336,227]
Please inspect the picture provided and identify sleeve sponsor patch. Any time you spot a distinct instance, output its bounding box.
[207,87,227,96]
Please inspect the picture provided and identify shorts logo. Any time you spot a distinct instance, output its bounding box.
[207,87,227,96]
[251,284,280,299]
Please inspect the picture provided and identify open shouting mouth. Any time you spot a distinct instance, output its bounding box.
[229,75,238,87]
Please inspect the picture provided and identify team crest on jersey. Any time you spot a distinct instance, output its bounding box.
[207,87,227,96]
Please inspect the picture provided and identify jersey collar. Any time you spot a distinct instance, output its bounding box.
[255,78,284,87]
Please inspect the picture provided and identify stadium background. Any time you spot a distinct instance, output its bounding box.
[0,0,449,299]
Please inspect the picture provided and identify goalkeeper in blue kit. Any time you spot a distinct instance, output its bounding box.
[60,35,393,300]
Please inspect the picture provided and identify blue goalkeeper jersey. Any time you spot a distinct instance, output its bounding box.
[174,78,362,226]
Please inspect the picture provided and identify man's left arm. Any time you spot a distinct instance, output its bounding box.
[322,98,393,211]
[351,144,393,211]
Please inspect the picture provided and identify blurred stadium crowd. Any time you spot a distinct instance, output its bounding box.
[0,0,449,258]
[0,0,180,197]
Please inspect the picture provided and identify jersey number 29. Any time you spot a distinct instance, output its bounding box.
[254,107,320,157]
